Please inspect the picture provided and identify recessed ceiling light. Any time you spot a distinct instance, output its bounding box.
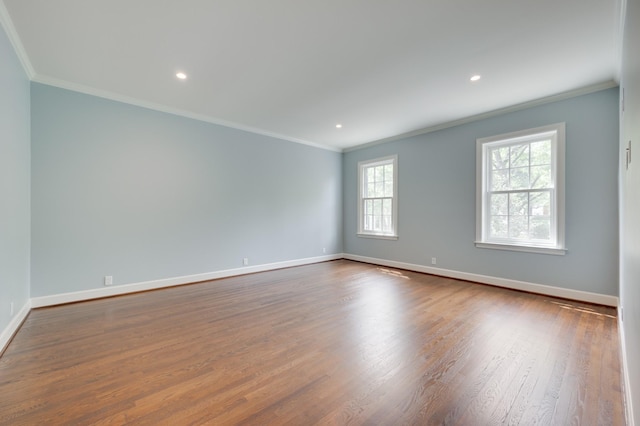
[176,72,187,80]
[336,124,343,129]
[470,75,481,82]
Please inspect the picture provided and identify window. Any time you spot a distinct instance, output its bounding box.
[476,123,565,255]
[358,155,398,239]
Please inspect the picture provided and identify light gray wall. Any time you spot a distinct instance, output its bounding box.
[620,0,640,421]
[344,88,619,296]
[31,83,342,297]
[0,24,30,330]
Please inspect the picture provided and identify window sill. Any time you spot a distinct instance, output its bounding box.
[475,241,566,256]
[358,233,398,241]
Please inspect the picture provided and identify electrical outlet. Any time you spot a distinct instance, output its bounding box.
[431,257,437,265]
[104,276,113,286]
[243,258,249,266]
[322,248,327,254]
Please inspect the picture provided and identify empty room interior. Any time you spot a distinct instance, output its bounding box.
[1,0,639,424]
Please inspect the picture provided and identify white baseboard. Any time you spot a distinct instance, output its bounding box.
[0,300,31,355]
[343,254,619,307]
[29,253,619,309]
[619,307,636,426]
[31,254,343,308]
[11,252,620,349]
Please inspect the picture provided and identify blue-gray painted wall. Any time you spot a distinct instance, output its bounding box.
[30,83,342,296]
[0,23,30,330]
[344,88,619,296]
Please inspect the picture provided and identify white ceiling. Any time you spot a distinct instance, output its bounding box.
[1,0,621,151]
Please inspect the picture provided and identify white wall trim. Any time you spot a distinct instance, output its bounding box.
[30,253,620,309]
[0,300,31,355]
[6,253,620,353]
[0,1,35,78]
[614,0,627,82]
[343,254,619,307]
[30,75,341,153]
[31,254,343,308]
[619,307,636,426]
[344,81,618,153]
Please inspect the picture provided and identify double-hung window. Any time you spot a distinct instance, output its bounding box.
[358,155,398,239]
[476,123,565,255]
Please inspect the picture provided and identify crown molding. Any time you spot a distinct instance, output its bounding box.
[344,80,619,153]
[614,0,627,83]
[31,74,342,153]
[0,1,34,78]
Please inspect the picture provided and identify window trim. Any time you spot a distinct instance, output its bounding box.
[357,155,398,239]
[475,123,566,255]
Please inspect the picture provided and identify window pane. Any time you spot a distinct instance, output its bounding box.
[383,199,392,215]
[530,165,551,189]
[367,167,375,183]
[384,182,393,197]
[375,182,384,197]
[364,199,372,215]
[490,193,508,215]
[530,217,551,240]
[366,183,374,197]
[362,197,394,233]
[490,216,508,238]
[478,124,562,249]
[529,191,550,217]
[491,169,509,191]
[384,164,393,180]
[510,167,529,189]
[509,193,528,216]
[359,157,397,236]
[374,166,384,183]
[509,216,528,239]
[510,144,529,167]
[530,140,551,165]
[373,199,382,216]
[492,147,509,170]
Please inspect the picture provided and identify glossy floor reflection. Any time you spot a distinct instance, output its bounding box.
[0,260,624,425]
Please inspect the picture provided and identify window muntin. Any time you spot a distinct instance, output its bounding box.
[358,155,398,238]
[476,124,565,254]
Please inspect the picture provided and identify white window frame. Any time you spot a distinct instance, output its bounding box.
[357,155,398,239]
[475,123,566,255]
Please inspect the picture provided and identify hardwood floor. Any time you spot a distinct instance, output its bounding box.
[0,260,624,425]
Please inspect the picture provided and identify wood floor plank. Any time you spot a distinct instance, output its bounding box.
[0,260,625,425]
